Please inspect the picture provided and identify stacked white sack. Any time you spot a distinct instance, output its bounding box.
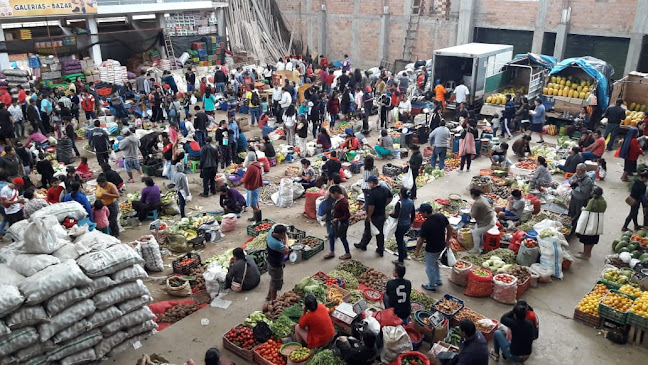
[0,215,157,364]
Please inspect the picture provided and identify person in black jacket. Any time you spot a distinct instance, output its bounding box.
[193,105,208,147]
[406,144,422,200]
[100,163,124,190]
[456,319,488,365]
[225,248,261,291]
[64,119,81,157]
[199,137,219,197]
[321,151,341,181]
[336,331,377,365]
[139,131,161,158]
[89,120,111,166]
[490,304,535,363]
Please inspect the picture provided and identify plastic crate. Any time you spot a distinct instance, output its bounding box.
[142,163,162,177]
[627,311,648,331]
[253,347,282,365]
[432,294,465,318]
[302,236,325,260]
[172,253,201,275]
[481,319,499,341]
[350,161,364,174]
[382,164,402,177]
[598,290,632,323]
[312,271,332,282]
[222,331,255,362]
[573,308,602,328]
[246,219,276,237]
[286,225,306,240]
[516,276,531,299]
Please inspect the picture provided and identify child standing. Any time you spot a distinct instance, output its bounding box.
[491,113,501,137]
[93,200,110,234]
[261,96,269,115]
[596,158,607,181]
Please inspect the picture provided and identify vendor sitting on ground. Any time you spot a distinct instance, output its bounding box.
[321,151,342,181]
[342,129,360,151]
[23,189,49,219]
[132,177,161,221]
[298,159,317,189]
[375,129,394,158]
[578,130,595,150]
[384,262,411,323]
[490,142,511,166]
[511,135,531,158]
[183,136,202,160]
[295,294,336,349]
[529,156,553,189]
[456,319,489,365]
[26,129,48,148]
[219,185,246,214]
[260,135,276,161]
[336,332,378,365]
[557,146,583,173]
[225,248,261,292]
[490,304,535,363]
[495,189,524,221]
[316,128,332,150]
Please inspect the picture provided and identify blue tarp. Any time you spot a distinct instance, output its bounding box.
[549,57,613,110]
[513,53,557,70]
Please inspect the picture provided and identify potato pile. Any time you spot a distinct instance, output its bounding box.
[263,291,301,320]
[189,266,206,292]
[158,302,200,323]
[359,268,389,292]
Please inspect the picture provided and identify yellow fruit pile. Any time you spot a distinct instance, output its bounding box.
[592,283,609,296]
[485,94,508,105]
[577,292,604,316]
[630,292,648,318]
[619,284,642,298]
[621,110,644,127]
[601,292,634,312]
[627,102,647,113]
[543,75,593,99]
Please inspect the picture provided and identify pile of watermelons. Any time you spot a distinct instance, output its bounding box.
[612,230,648,264]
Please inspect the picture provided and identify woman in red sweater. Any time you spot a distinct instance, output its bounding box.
[241,159,264,223]
[618,127,644,181]
[295,295,335,349]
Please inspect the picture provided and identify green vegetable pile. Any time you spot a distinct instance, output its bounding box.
[294,277,327,303]
[334,260,368,277]
[244,311,272,327]
[282,305,303,322]
[246,233,268,250]
[411,290,436,308]
[327,270,359,290]
[271,314,294,338]
[463,248,516,267]
[307,349,345,365]
[349,290,364,303]
[202,248,235,269]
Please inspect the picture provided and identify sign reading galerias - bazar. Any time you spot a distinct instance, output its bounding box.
[0,0,98,17]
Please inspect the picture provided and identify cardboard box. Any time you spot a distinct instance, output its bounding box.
[554,99,584,115]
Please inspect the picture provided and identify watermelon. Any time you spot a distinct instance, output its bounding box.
[632,251,642,259]
[637,230,647,238]
[627,243,638,252]
[618,247,631,253]
[640,253,648,263]
[615,241,630,253]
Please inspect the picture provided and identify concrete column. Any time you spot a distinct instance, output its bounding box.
[351,0,359,65]
[531,0,548,53]
[624,0,648,74]
[456,0,475,45]
[553,8,570,60]
[305,0,313,54]
[216,8,226,37]
[379,6,390,62]
[155,13,167,58]
[87,17,102,65]
[319,6,327,57]
[0,30,10,70]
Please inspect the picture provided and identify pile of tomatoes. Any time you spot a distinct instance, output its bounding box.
[254,221,273,231]
[522,238,537,248]
[224,325,256,350]
[494,274,516,284]
[454,261,471,269]
[255,340,286,365]
[324,278,340,287]
[414,212,426,222]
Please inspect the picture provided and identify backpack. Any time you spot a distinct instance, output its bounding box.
[168,102,178,118]
[179,121,188,137]
[250,91,260,107]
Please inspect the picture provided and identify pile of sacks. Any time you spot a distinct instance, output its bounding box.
[0,210,157,364]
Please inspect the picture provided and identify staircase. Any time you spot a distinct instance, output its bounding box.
[402,0,423,61]
[164,34,178,70]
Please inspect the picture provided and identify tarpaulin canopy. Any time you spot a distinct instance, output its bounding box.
[549,56,614,110]
[513,53,557,70]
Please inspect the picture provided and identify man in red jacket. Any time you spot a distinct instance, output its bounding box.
[242,158,264,223]
[80,91,96,121]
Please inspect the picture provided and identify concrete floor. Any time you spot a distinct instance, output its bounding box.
[95,112,648,364]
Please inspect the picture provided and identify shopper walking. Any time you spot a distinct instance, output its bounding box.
[324,185,352,260]
[603,98,626,150]
[266,224,289,301]
[568,163,594,230]
[458,124,477,172]
[529,98,546,143]
[173,163,191,218]
[623,170,648,232]
[414,203,453,291]
[428,120,450,170]
[354,175,392,256]
[89,120,110,167]
[618,127,644,182]
[391,187,415,264]
[199,137,219,197]
[242,156,264,223]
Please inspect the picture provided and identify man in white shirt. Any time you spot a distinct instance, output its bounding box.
[285,58,294,71]
[398,95,412,122]
[8,99,24,139]
[453,80,470,104]
[279,87,293,116]
[1,177,25,226]
[275,58,285,71]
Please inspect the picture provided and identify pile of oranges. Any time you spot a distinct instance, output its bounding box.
[619,284,643,298]
[630,292,648,318]
[601,292,634,312]
[577,284,610,317]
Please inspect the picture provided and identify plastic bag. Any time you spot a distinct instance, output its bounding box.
[402,168,414,190]
[575,211,604,236]
[380,325,412,364]
[204,262,227,299]
[538,236,564,279]
[0,264,25,286]
[277,178,294,208]
[10,254,60,277]
[449,261,473,287]
[19,259,92,305]
[491,274,518,304]
[220,214,238,232]
[383,217,398,241]
[530,263,553,283]
[438,248,457,267]
[138,235,164,272]
[370,222,380,236]
[22,216,69,254]
[77,244,144,277]
[516,243,540,267]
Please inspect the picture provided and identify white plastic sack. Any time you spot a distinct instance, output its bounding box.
[12,340,55,362]
[530,263,553,283]
[117,295,153,314]
[370,222,380,236]
[538,236,565,279]
[77,244,145,277]
[138,235,164,272]
[87,306,123,330]
[82,276,116,297]
[38,299,96,342]
[101,306,155,334]
[125,319,158,338]
[6,305,47,329]
[402,168,414,190]
[29,201,87,222]
[52,320,91,344]
[19,259,92,305]
[0,263,25,285]
[11,254,60,277]
[46,287,94,316]
[292,182,305,199]
[93,280,149,310]
[380,325,412,364]
[4,220,31,242]
[277,178,294,208]
[575,211,604,236]
[22,216,69,254]
[0,284,25,317]
[60,347,97,365]
[111,264,148,284]
[383,217,398,241]
[0,320,9,336]
[108,332,150,357]
[52,244,81,261]
[46,329,102,361]
[95,331,129,359]
[73,230,121,255]
[0,327,39,357]
[362,317,380,336]
[204,262,227,299]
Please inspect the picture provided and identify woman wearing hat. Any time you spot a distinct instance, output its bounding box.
[0,177,25,226]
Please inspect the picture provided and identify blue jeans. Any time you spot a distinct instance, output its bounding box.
[431,147,447,170]
[492,155,511,165]
[424,251,442,288]
[493,329,528,363]
[330,113,338,129]
[195,130,206,147]
[187,84,195,92]
[216,82,226,94]
[250,106,261,125]
[177,191,186,218]
[581,151,601,161]
[395,224,410,262]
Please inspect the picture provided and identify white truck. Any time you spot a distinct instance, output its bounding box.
[431,43,514,110]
